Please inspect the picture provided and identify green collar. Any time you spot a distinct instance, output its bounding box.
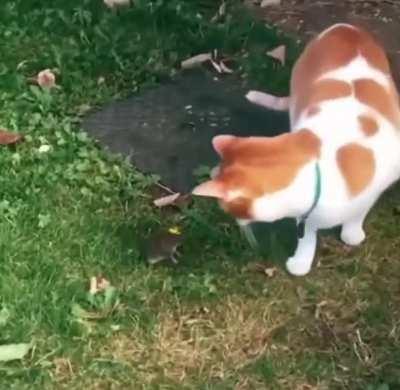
[298,163,321,238]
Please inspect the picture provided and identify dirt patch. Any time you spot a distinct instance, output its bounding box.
[100,297,283,384]
[245,0,400,87]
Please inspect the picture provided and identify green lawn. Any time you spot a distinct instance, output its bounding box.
[0,1,399,389]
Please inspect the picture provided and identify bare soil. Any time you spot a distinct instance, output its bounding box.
[245,0,400,87]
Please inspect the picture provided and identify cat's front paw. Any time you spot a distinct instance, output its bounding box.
[286,256,313,276]
[340,227,366,246]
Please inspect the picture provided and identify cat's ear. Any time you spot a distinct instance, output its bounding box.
[212,135,235,156]
[192,180,224,198]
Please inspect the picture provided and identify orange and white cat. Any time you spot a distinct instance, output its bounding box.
[192,23,400,276]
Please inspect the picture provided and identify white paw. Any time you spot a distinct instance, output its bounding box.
[286,257,313,276]
[341,227,366,246]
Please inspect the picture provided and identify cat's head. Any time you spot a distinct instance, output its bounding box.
[192,129,321,223]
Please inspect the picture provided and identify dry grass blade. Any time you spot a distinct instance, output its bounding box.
[89,276,111,295]
[353,329,374,365]
[102,297,281,383]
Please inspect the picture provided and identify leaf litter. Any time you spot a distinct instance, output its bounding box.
[71,276,119,322]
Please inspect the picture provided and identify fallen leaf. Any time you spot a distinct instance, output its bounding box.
[260,0,281,7]
[0,129,23,145]
[37,69,56,89]
[264,267,277,278]
[153,192,181,208]
[0,343,31,362]
[89,276,111,295]
[85,277,119,315]
[104,0,131,8]
[181,53,212,69]
[266,44,286,66]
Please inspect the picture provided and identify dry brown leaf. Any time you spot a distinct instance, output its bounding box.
[181,53,212,69]
[89,276,111,295]
[153,193,181,208]
[37,69,56,88]
[245,262,277,278]
[266,44,286,66]
[260,0,281,7]
[0,129,23,145]
[104,0,131,8]
[264,267,277,278]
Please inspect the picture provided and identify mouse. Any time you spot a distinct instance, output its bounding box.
[146,227,183,265]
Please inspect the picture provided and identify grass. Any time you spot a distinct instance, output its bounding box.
[0,0,399,389]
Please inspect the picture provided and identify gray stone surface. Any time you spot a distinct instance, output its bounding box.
[82,68,289,192]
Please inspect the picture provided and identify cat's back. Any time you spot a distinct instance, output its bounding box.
[290,23,400,138]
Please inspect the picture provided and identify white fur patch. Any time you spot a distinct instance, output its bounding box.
[319,55,390,89]
[291,50,400,230]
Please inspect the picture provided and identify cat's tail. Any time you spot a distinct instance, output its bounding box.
[246,90,290,111]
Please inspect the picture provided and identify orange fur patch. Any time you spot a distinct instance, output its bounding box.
[215,130,321,218]
[358,114,379,136]
[337,143,375,196]
[291,24,394,121]
[294,79,352,120]
[213,135,235,156]
[353,78,400,127]
[221,197,252,219]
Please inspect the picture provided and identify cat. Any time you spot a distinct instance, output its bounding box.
[192,23,400,276]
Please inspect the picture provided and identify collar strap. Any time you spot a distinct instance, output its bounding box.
[300,162,321,223]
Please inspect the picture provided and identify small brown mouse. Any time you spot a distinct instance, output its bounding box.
[146,227,183,265]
